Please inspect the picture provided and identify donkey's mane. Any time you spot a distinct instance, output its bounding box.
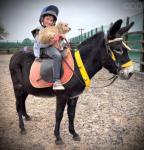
[78,31,104,48]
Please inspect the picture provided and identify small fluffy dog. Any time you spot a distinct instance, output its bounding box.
[38,22,71,44]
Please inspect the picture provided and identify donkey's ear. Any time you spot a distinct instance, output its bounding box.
[118,22,134,36]
[108,19,123,39]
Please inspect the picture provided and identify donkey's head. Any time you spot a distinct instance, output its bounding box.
[103,19,134,79]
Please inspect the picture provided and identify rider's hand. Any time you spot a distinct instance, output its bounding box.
[49,34,66,50]
[59,34,66,40]
[49,34,60,44]
[53,34,65,42]
[53,34,60,42]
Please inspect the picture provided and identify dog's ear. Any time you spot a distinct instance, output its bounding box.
[65,23,68,26]
[31,29,40,38]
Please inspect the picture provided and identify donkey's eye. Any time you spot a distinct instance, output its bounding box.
[115,48,121,52]
[114,49,123,54]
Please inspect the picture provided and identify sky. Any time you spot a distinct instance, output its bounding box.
[0,0,143,42]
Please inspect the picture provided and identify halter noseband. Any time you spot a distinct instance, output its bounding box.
[106,37,133,68]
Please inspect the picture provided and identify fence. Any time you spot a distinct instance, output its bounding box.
[0,13,143,73]
[70,12,144,73]
[0,40,33,54]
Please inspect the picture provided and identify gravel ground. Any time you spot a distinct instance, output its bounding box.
[0,54,144,150]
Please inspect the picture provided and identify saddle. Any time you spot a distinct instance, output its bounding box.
[29,48,74,88]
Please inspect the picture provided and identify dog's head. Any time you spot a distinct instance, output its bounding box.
[57,22,71,34]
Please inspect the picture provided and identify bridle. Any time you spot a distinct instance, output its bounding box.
[94,37,133,88]
[62,37,133,89]
[105,37,133,72]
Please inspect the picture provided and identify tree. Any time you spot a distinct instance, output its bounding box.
[22,38,33,46]
[0,23,8,39]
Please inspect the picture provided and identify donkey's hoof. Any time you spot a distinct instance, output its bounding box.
[55,139,64,145]
[20,129,26,135]
[73,134,80,141]
[25,115,32,121]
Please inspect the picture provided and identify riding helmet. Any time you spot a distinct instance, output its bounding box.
[39,5,59,25]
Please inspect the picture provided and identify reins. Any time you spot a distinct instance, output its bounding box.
[62,38,119,89]
[63,57,118,89]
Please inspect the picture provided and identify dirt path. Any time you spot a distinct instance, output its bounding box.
[0,54,144,150]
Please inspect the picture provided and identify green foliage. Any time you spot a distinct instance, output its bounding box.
[0,23,8,38]
[22,38,33,46]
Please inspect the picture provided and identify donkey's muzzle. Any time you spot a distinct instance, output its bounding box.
[118,65,134,80]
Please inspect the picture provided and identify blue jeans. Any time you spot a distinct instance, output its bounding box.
[45,46,62,82]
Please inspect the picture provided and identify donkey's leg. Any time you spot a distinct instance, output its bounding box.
[21,94,31,121]
[54,95,67,145]
[21,93,31,121]
[67,97,80,141]
[15,89,27,134]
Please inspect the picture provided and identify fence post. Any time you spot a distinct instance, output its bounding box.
[17,40,19,51]
[6,40,9,54]
[95,28,97,33]
[140,0,144,72]
[125,17,129,42]
[91,30,93,36]
[101,25,103,31]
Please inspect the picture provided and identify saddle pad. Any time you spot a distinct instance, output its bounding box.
[29,48,74,88]
[40,59,64,83]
